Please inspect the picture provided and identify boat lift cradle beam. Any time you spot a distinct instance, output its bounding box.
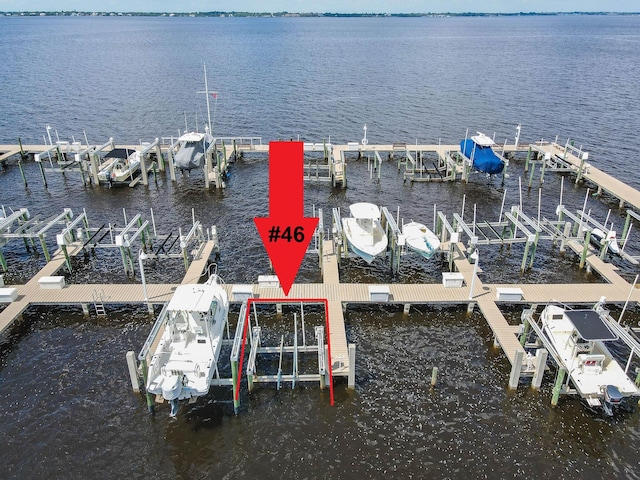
[0,208,76,269]
[88,137,115,185]
[0,207,30,271]
[380,206,403,275]
[0,207,30,232]
[136,138,163,187]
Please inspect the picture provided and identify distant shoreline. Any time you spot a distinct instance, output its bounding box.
[1,11,639,18]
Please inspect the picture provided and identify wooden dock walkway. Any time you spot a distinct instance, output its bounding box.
[0,241,222,335]
[2,225,640,388]
[533,142,640,211]
[5,138,639,210]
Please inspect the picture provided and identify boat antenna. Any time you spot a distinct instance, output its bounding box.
[618,274,638,324]
[203,63,213,135]
[197,63,219,137]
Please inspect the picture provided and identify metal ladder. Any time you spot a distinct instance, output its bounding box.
[92,289,106,316]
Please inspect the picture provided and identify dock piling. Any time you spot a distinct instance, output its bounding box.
[348,343,356,389]
[531,349,548,390]
[551,368,566,406]
[126,351,141,392]
[508,349,524,389]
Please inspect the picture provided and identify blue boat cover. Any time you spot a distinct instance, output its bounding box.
[460,139,505,175]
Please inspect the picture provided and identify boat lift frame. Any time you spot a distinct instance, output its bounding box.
[0,206,81,272]
[74,207,214,275]
[399,147,459,183]
[435,192,633,273]
[230,298,334,413]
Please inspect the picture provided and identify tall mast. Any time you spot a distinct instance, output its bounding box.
[204,63,212,134]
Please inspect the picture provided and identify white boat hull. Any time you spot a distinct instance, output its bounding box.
[402,221,440,259]
[97,151,141,184]
[341,209,388,264]
[590,228,620,255]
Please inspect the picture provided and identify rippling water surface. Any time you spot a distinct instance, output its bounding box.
[1,14,640,479]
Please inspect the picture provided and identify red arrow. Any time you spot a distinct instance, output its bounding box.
[254,141,319,295]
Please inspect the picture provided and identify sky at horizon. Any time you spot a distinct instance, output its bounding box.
[1,1,639,13]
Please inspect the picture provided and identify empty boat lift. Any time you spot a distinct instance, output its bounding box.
[71,208,216,275]
[34,141,94,187]
[227,299,334,413]
[0,207,82,272]
[437,205,543,271]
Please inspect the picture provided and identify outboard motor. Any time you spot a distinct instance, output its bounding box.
[604,384,623,405]
[602,384,623,416]
[162,374,183,417]
[169,399,180,418]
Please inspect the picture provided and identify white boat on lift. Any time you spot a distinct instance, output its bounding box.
[590,227,620,255]
[341,202,388,264]
[539,301,639,415]
[145,270,229,416]
[402,221,440,259]
[97,148,141,184]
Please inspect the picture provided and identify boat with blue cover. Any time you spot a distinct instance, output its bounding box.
[460,132,505,175]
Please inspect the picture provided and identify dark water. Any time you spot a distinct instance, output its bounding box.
[1,15,640,479]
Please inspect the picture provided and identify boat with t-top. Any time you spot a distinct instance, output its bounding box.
[96,147,141,184]
[460,131,505,175]
[341,202,388,264]
[536,300,639,415]
[145,268,229,416]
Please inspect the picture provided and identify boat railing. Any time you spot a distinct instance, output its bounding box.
[138,302,170,362]
[212,136,263,147]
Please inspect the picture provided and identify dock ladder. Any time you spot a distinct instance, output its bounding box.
[92,288,106,316]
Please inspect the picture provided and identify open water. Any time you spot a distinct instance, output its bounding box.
[1,14,640,479]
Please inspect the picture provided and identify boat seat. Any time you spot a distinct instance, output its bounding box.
[163,360,207,378]
[174,312,189,333]
[577,353,605,374]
